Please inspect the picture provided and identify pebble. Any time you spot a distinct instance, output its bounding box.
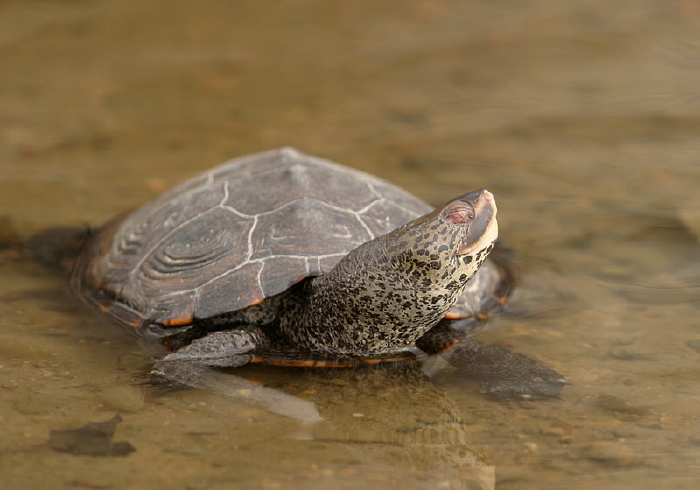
[523,442,539,453]
[99,385,146,412]
[595,394,649,415]
[581,442,643,466]
[607,347,653,361]
[518,400,537,410]
[542,427,565,436]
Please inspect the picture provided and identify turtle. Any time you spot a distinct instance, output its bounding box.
[30,148,565,398]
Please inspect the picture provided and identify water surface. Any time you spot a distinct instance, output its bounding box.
[1,1,699,488]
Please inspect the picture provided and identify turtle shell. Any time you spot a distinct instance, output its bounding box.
[73,148,449,331]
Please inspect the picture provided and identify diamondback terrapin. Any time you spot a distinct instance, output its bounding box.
[31,148,564,398]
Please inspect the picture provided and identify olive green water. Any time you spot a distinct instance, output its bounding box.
[1,1,699,488]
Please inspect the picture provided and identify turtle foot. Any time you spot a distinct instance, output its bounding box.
[441,336,567,400]
[149,328,266,388]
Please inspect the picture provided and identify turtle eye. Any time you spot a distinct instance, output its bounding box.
[444,203,475,225]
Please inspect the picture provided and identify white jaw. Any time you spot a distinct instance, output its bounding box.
[462,218,498,256]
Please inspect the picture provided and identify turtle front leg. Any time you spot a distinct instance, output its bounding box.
[149,327,322,422]
[417,319,567,399]
[152,326,270,388]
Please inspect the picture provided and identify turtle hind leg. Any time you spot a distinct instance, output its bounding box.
[444,335,567,399]
[419,319,566,399]
[152,326,270,389]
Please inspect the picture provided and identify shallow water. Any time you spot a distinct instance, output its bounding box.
[1,1,699,488]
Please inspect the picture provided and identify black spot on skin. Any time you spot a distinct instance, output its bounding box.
[463,256,473,264]
[438,245,448,253]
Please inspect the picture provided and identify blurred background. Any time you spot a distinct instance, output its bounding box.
[1,1,699,489]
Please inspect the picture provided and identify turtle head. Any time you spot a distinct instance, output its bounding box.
[442,188,498,260]
[388,188,498,290]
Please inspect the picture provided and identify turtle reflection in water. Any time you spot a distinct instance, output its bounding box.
[294,367,498,488]
[30,148,565,399]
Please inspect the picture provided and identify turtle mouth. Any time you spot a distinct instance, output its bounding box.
[457,189,499,256]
